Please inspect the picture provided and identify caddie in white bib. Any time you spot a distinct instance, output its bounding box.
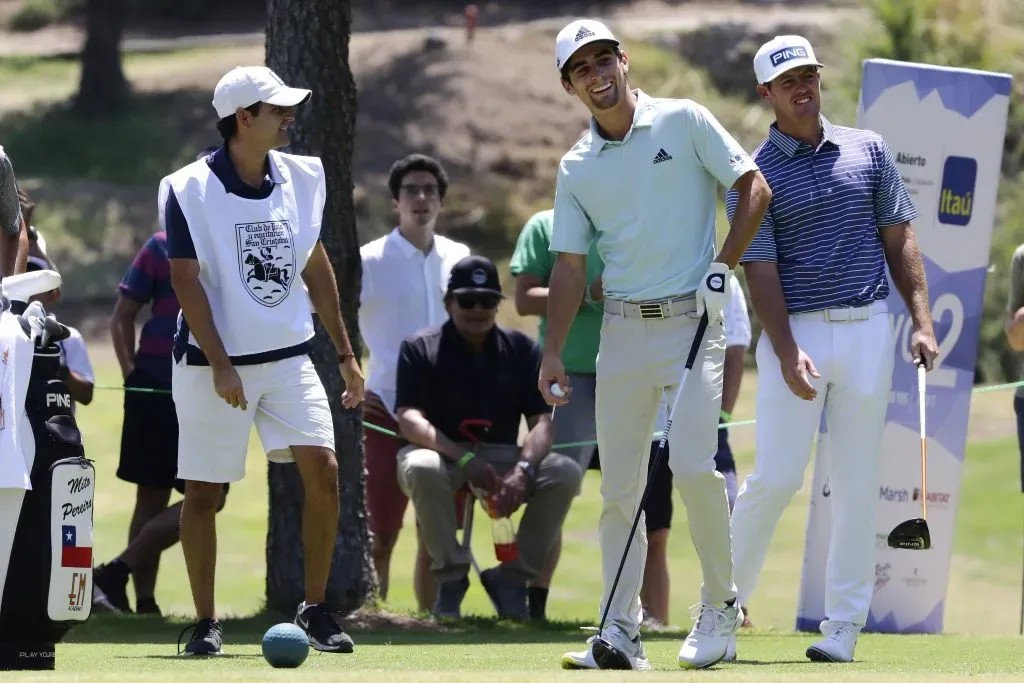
[162,65,365,657]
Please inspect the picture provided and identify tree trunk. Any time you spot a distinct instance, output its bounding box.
[264,0,373,615]
[73,0,130,117]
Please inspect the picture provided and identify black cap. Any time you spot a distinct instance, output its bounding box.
[446,255,502,297]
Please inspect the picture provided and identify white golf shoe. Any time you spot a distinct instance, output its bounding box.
[723,634,737,662]
[806,620,859,662]
[678,601,742,669]
[561,627,652,671]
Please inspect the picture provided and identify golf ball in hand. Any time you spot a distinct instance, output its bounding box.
[550,384,565,397]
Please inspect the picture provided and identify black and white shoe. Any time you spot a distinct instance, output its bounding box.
[92,562,132,613]
[295,602,354,653]
[177,618,223,656]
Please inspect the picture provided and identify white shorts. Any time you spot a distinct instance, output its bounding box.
[172,354,335,483]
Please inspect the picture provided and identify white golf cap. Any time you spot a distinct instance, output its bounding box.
[212,66,312,119]
[555,19,620,72]
[753,35,824,84]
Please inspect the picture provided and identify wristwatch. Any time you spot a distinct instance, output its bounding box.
[516,460,537,480]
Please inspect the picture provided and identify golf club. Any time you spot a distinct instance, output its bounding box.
[887,359,932,551]
[590,312,710,670]
[457,418,502,614]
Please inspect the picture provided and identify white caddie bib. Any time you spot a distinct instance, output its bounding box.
[163,151,325,358]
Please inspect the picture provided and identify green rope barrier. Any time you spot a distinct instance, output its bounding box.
[93,378,1024,450]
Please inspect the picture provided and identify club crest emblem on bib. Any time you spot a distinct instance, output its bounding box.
[236,220,295,307]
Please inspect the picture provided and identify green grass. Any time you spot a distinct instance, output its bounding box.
[72,346,1024,630]
[41,633,1024,680]
[41,346,1023,680]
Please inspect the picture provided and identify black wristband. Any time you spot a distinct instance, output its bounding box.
[516,460,537,480]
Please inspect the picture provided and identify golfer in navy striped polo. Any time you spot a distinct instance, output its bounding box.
[725,35,939,664]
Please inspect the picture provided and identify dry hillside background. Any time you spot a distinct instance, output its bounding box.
[0,0,867,339]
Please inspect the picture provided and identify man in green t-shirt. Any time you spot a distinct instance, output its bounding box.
[1004,244,1024,491]
[510,208,603,621]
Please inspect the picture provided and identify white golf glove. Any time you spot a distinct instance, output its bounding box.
[696,262,731,323]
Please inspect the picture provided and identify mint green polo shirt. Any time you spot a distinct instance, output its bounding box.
[550,89,759,301]
[510,209,603,374]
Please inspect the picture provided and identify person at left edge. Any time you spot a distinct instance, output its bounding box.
[163,66,364,656]
[0,148,29,276]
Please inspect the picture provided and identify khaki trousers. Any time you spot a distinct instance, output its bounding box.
[595,309,734,639]
[396,443,582,584]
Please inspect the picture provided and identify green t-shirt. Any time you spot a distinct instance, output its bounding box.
[1008,245,1024,397]
[509,209,604,374]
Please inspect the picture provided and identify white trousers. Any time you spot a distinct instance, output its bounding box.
[594,310,733,639]
[730,302,893,626]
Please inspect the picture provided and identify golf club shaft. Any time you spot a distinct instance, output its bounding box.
[918,363,927,521]
[597,312,709,634]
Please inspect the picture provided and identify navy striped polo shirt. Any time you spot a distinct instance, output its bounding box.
[726,116,917,313]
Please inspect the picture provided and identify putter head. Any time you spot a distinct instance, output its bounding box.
[591,635,633,670]
[887,518,931,550]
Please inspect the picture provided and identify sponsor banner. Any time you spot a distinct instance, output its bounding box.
[797,59,1012,634]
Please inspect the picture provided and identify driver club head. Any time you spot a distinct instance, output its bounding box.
[591,635,632,670]
[887,518,931,550]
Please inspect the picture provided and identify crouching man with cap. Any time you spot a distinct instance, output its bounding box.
[395,255,583,621]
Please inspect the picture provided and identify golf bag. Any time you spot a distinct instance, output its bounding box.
[0,302,94,670]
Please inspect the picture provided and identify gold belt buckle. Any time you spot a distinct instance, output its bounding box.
[638,302,665,320]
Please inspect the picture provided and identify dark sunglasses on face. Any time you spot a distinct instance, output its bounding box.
[455,293,500,310]
[400,183,439,198]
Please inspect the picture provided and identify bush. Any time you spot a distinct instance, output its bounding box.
[7,0,78,32]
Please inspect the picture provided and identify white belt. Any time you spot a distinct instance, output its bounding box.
[604,294,697,320]
[791,299,888,322]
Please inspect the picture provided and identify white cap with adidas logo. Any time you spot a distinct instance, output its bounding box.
[555,19,620,72]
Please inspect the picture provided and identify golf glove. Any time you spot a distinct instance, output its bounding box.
[696,262,731,323]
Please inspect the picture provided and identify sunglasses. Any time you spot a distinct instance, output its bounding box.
[455,293,501,310]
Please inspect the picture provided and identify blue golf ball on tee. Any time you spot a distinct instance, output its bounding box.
[262,623,309,668]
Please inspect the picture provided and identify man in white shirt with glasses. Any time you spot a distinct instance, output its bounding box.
[360,154,470,611]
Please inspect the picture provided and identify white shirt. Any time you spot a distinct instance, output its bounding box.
[360,228,470,417]
[654,276,751,431]
[59,327,94,384]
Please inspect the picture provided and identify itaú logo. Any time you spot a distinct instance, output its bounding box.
[938,155,977,226]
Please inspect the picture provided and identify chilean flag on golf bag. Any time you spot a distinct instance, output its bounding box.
[60,525,90,568]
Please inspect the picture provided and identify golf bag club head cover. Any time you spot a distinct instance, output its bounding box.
[0,301,94,671]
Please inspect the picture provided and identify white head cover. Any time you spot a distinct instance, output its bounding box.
[212,66,312,119]
[555,19,620,72]
[753,35,824,85]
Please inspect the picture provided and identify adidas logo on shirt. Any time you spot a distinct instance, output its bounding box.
[575,27,595,42]
[653,148,673,164]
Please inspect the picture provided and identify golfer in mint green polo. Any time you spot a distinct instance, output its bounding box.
[538,18,772,671]
[510,207,602,622]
